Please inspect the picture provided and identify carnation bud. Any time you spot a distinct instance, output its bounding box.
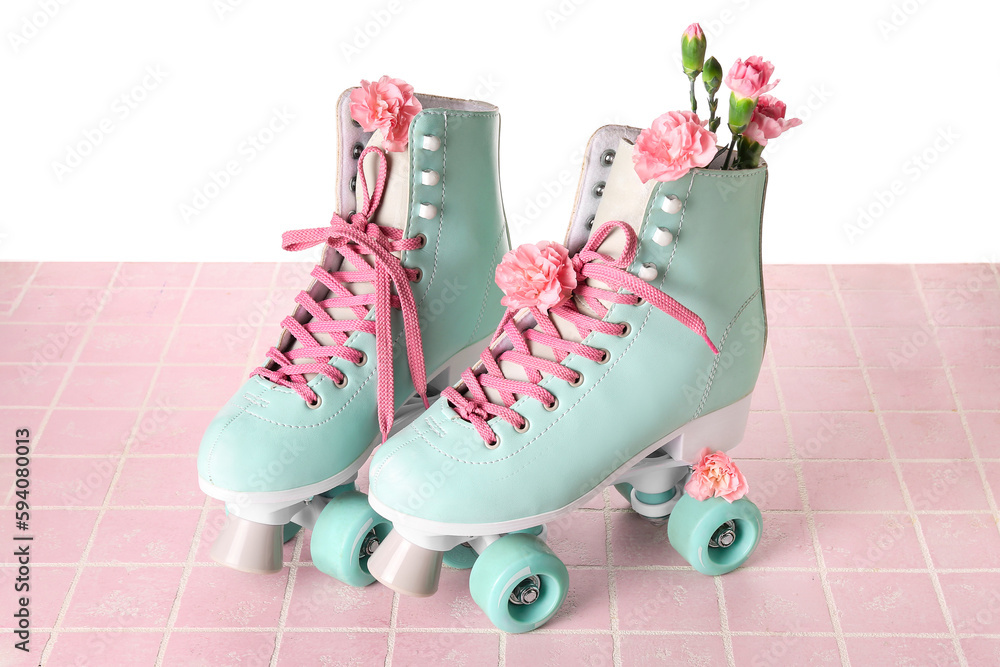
[727,93,757,135]
[702,56,723,94]
[681,23,707,77]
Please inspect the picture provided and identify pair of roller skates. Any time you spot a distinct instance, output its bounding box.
[197,78,767,633]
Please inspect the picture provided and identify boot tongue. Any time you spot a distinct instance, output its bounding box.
[586,139,655,257]
[360,130,409,233]
[474,140,653,405]
[281,130,411,374]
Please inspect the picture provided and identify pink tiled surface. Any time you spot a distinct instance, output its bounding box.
[0,262,998,667]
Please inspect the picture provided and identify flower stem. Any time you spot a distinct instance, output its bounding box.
[688,76,698,114]
[723,134,738,170]
[707,94,719,133]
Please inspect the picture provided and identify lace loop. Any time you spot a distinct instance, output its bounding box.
[443,220,717,446]
[251,146,427,442]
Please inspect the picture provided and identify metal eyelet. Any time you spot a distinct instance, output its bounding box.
[352,143,363,159]
[593,181,605,197]
[569,373,584,387]
[413,233,427,249]
[514,418,530,433]
[543,398,559,412]
[635,297,646,306]
[351,119,361,128]
[349,175,357,192]
[354,351,367,367]
[334,375,348,389]
[586,215,595,229]
[596,349,610,364]
[306,395,322,409]
[601,149,616,166]
[485,439,500,450]
[411,268,423,283]
[617,322,632,337]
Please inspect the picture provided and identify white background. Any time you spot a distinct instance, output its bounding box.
[1,0,995,264]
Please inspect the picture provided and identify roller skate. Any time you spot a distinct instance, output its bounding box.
[365,123,768,632]
[198,78,510,582]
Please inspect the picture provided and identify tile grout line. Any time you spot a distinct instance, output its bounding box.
[713,576,735,666]
[909,264,1000,544]
[3,262,120,505]
[3,262,42,317]
[158,264,278,666]
[828,264,967,667]
[268,529,305,667]
[30,262,124,663]
[384,593,399,666]
[134,262,207,666]
[766,349,850,666]
[154,496,212,664]
[37,262,201,666]
[602,487,622,667]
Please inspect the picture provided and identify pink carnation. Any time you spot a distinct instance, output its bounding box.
[349,76,422,152]
[684,448,749,503]
[495,241,577,312]
[632,111,717,183]
[724,56,779,101]
[743,95,802,147]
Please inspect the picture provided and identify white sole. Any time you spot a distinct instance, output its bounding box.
[368,394,753,547]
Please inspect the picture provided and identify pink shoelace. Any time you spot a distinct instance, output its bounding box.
[251,146,428,442]
[442,220,719,446]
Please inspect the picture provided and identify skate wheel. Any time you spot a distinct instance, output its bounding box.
[469,533,568,633]
[667,494,762,575]
[311,491,392,587]
[443,543,478,570]
[282,522,301,543]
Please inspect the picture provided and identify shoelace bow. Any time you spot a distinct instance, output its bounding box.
[251,146,428,442]
[442,220,719,446]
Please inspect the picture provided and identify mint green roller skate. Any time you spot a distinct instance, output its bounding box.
[198,79,510,579]
[366,124,767,631]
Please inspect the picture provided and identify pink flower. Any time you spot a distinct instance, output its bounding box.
[683,22,704,40]
[495,241,577,312]
[684,448,749,503]
[724,56,779,101]
[743,95,803,146]
[632,111,718,183]
[349,76,422,152]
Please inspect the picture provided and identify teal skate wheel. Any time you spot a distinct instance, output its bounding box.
[443,543,478,570]
[667,493,762,576]
[311,491,392,587]
[469,533,569,633]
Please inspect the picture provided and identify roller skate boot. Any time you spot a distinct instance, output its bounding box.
[366,123,767,631]
[198,78,510,582]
